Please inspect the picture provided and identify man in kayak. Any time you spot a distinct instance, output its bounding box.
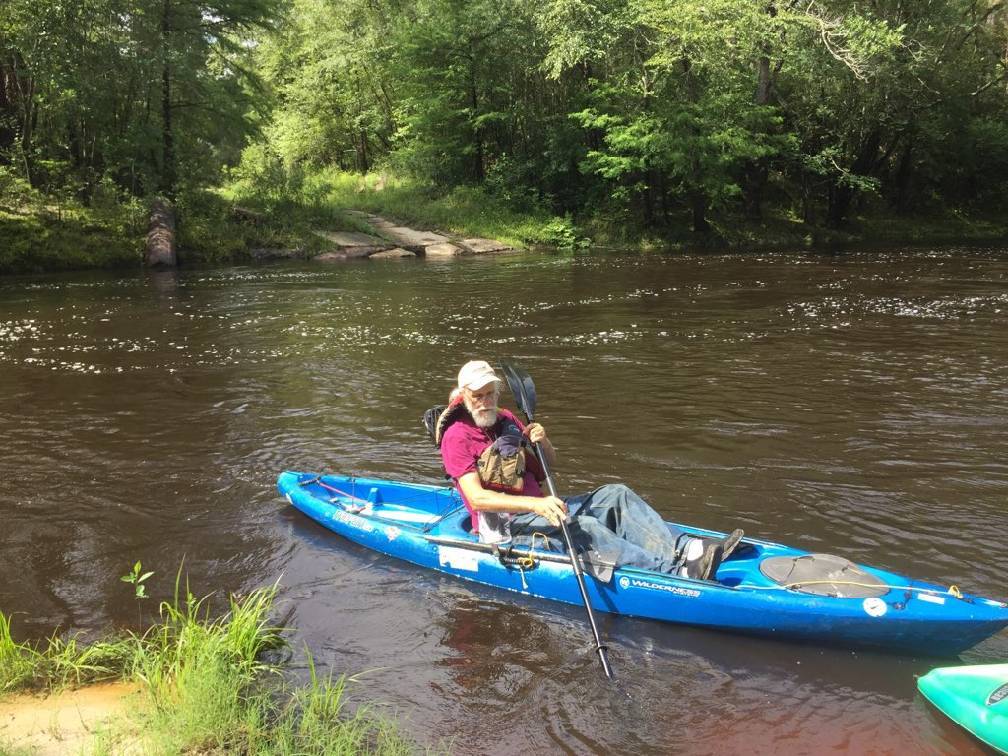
[434,360,743,580]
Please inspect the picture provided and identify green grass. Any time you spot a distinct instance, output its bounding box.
[228,167,1008,253]
[0,205,143,275]
[0,608,134,693]
[283,168,587,250]
[9,165,1005,276]
[0,740,36,756]
[172,188,347,263]
[0,573,424,755]
[846,208,1008,246]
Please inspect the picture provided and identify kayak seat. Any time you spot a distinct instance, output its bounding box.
[420,404,459,481]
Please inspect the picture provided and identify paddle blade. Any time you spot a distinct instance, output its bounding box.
[500,361,537,422]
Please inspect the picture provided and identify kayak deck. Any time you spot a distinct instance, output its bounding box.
[279,472,1008,656]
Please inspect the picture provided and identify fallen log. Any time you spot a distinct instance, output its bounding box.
[145,197,177,268]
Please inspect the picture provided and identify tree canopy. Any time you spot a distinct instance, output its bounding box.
[3,0,1007,232]
[1,0,278,198]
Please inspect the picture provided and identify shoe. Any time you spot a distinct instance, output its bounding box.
[721,528,744,560]
[679,542,724,580]
[697,543,723,580]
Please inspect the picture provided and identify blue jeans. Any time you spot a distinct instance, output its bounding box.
[509,483,686,574]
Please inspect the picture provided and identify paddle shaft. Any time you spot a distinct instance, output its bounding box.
[499,360,615,680]
[530,440,614,680]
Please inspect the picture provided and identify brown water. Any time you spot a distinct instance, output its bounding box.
[2,249,1007,754]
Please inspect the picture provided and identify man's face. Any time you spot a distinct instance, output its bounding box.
[464,383,499,428]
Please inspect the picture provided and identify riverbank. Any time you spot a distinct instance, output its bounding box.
[0,578,420,755]
[3,169,1008,275]
[275,169,1008,253]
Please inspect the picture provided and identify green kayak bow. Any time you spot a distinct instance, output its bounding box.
[918,663,1008,754]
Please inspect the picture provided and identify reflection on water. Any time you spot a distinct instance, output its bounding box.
[1,249,1006,754]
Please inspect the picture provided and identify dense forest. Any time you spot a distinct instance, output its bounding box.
[2,0,1008,257]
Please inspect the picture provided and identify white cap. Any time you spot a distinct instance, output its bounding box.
[457,360,500,391]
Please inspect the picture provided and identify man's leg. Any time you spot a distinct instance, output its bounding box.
[507,505,659,568]
[509,512,564,552]
[509,510,640,580]
[567,484,685,567]
[570,483,744,576]
[509,485,741,578]
[568,515,675,573]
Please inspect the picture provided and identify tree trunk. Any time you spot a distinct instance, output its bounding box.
[742,54,773,220]
[68,118,83,169]
[892,140,914,215]
[658,171,671,225]
[690,189,710,233]
[17,74,36,184]
[468,62,484,182]
[358,129,369,173]
[741,4,779,220]
[827,128,882,228]
[642,170,655,227]
[743,161,768,220]
[160,1,176,197]
[682,56,712,234]
[0,62,16,155]
[23,96,36,183]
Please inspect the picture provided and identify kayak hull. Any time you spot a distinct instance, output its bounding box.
[278,472,1008,656]
[918,664,1008,753]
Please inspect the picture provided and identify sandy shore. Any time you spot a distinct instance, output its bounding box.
[0,681,142,754]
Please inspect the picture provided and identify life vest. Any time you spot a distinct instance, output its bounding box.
[423,398,533,493]
[475,423,527,494]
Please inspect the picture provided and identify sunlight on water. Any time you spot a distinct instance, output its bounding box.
[1,249,1006,755]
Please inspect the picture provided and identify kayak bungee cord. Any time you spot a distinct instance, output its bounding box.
[419,505,465,534]
[302,477,371,508]
[745,579,989,603]
[750,552,991,602]
[299,475,466,533]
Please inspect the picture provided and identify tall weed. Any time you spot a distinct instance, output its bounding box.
[0,612,35,693]
[0,612,133,693]
[1,573,425,754]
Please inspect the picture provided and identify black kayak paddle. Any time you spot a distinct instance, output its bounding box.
[500,360,615,680]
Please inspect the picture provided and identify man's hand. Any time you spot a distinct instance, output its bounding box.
[525,422,548,444]
[532,495,567,526]
[524,421,558,468]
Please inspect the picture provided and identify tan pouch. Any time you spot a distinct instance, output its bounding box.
[476,443,526,493]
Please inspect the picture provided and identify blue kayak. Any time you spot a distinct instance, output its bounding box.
[278,472,1008,656]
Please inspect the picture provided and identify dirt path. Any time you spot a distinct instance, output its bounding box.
[313,211,515,261]
[0,682,142,755]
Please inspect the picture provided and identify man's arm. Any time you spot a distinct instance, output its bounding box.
[457,472,566,526]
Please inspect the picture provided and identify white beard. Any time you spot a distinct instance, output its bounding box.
[464,397,498,428]
[471,407,498,428]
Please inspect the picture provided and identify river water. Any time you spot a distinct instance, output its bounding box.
[1,249,1006,754]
